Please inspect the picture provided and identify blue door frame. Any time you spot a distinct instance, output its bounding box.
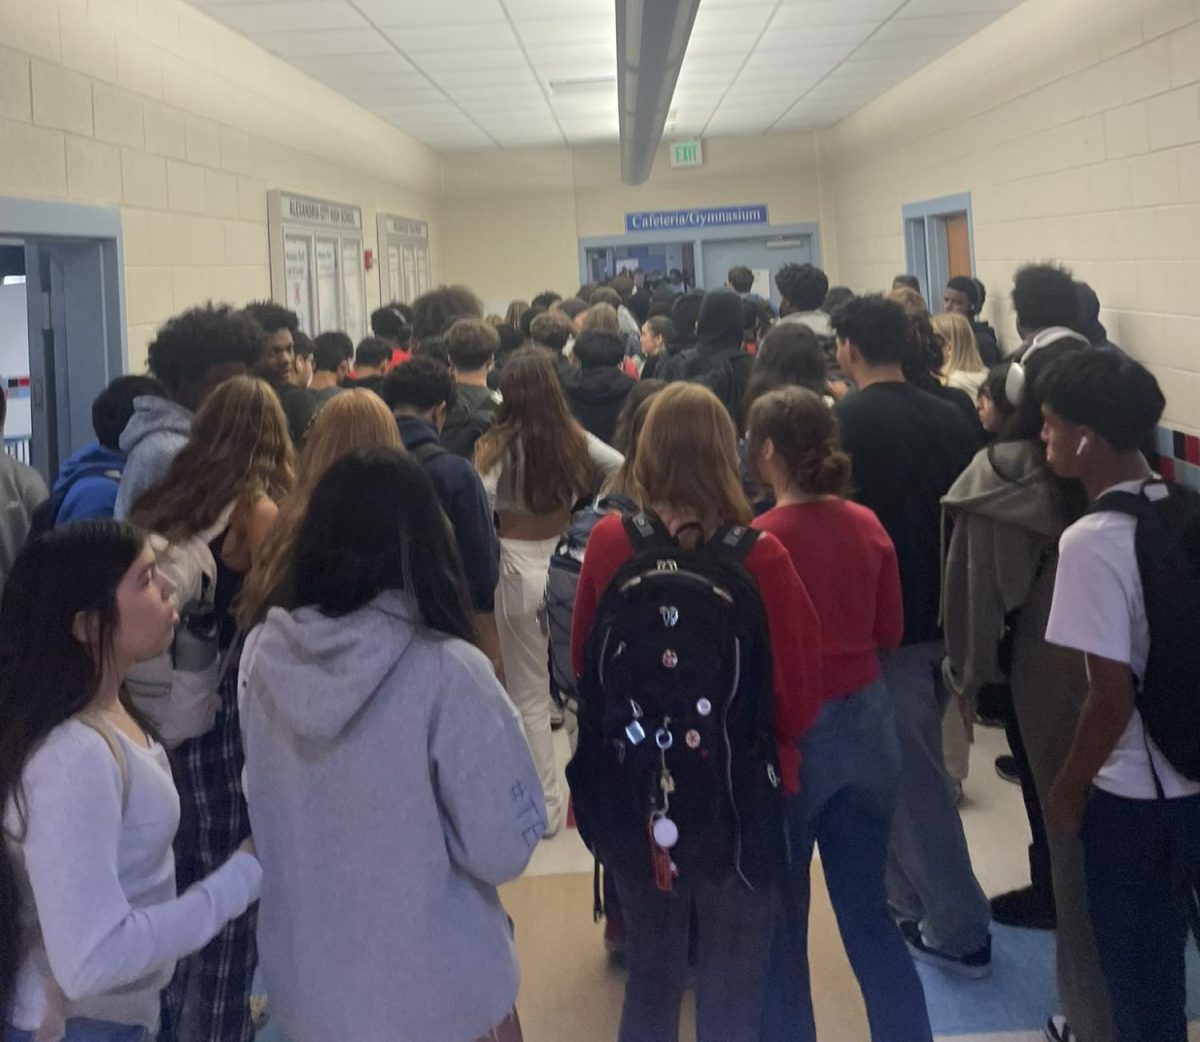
[901,192,976,307]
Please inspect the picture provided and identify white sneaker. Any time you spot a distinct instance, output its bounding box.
[1045,1016,1074,1042]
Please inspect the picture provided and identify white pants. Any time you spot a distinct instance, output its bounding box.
[496,535,564,833]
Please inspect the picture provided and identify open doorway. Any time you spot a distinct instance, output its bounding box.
[903,192,975,309]
[0,198,126,481]
[583,241,696,290]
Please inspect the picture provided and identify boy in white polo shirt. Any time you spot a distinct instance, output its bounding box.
[1039,350,1200,1042]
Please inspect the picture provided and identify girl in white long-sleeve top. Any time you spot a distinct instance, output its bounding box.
[0,522,262,1042]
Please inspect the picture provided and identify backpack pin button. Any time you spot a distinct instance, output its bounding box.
[662,649,678,669]
[685,729,701,749]
[696,698,712,716]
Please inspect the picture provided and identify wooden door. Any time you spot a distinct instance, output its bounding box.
[945,213,971,278]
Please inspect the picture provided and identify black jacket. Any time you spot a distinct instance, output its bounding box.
[565,367,636,446]
[397,416,499,613]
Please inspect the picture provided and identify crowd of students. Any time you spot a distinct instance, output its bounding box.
[0,257,1196,1042]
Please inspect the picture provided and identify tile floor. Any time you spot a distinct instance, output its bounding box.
[500,722,1200,1042]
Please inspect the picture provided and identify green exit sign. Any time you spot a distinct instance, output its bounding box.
[669,140,703,168]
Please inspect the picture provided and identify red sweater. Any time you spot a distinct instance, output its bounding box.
[753,500,903,702]
[571,514,823,794]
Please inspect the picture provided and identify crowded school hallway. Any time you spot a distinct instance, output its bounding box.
[3,0,1200,1041]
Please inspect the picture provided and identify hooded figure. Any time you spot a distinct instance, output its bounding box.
[239,589,544,1042]
[941,439,1114,1042]
[664,288,754,421]
[563,330,636,446]
[1074,282,1119,350]
[113,395,194,520]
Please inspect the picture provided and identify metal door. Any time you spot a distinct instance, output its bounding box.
[699,234,814,309]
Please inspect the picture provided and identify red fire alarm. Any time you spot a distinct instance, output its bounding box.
[363,249,374,271]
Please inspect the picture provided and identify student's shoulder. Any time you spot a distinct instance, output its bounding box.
[1058,509,1135,570]
[23,719,122,790]
[746,527,792,572]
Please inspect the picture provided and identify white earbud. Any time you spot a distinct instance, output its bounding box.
[1075,435,1090,457]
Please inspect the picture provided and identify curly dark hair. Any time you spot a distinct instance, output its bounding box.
[242,300,299,335]
[1040,348,1164,453]
[775,263,829,312]
[411,286,484,341]
[146,303,264,397]
[829,295,908,367]
[1012,263,1081,334]
[381,356,455,412]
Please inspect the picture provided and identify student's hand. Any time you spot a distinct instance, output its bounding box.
[1046,777,1087,838]
[238,835,257,858]
[828,380,850,401]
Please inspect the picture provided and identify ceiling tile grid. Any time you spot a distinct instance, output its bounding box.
[185,0,1027,151]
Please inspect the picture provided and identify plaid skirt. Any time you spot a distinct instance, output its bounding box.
[159,647,257,1042]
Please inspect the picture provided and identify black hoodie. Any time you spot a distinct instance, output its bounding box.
[663,289,753,419]
[565,366,636,446]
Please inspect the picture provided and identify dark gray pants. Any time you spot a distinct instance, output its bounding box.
[614,872,775,1042]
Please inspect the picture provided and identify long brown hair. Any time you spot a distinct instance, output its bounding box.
[237,390,402,629]
[474,350,593,516]
[631,383,752,531]
[130,375,293,541]
[746,386,851,497]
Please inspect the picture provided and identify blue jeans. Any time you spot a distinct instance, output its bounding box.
[1080,787,1200,1042]
[761,677,932,1042]
[614,872,776,1042]
[881,642,990,956]
[6,1020,149,1042]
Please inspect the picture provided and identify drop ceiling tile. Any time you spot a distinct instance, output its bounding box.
[899,0,1019,15]
[381,23,519,51]
[411,47,529,71]
[755,22,876,47]
[534,57,619,80]
[321,70,430,91]
[685,31,763,55]
[691,5,775,35]
[250,28,391,56]
[354,0,503,28]
[203,1,367,33]
[433,67,543,87]
[293,52,415,76]
[851,36,967,60]
[769,1,899,28]
[872,13,994,40]
[504,0,611,16]
[512,15,612,45]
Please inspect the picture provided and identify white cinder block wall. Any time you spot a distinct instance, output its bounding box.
[0,0,442,370]
[821,0,1200,434]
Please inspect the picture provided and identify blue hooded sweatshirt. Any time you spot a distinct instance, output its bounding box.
[51,443,126,525]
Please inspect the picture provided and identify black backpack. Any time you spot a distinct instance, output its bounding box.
[1088,479,1200,781]
[679,346,755,422]
[441,391,497,459]
[565,513,785,893]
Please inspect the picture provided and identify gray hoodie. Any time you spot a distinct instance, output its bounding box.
[239,590,545,1042]
[941,441,1068,701]
[113,396,192,520]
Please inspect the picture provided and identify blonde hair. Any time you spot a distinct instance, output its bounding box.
[932,312,985,379]
[631,383,752,531]
[580,303,619,335]
[887,285,929,317]
[130,376,293,542]
[236,390,402,629]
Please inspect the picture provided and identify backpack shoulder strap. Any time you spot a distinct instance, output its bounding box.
[75,714,130,811]
[1089,480,1176,521]
[623,511,672,551]
[710,522,761,564]
[596,493,638,516]
[412,440,451,466]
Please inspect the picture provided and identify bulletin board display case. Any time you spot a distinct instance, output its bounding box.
[268,190,366,344]
[376,213,431,307]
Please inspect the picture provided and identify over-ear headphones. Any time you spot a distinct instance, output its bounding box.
[1005,327,1091,406]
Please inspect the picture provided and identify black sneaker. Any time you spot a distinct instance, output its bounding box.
[995,754,1021,785]
[990,885,1056,930]
[900,919,992,979]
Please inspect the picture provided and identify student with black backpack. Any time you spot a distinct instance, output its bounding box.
[568,383,821,1042]
[1041,351,1200,1042]
[442,318,502,459]
[662,288,755,425]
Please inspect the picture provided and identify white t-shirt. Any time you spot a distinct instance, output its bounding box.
[1046,480,1200,800]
